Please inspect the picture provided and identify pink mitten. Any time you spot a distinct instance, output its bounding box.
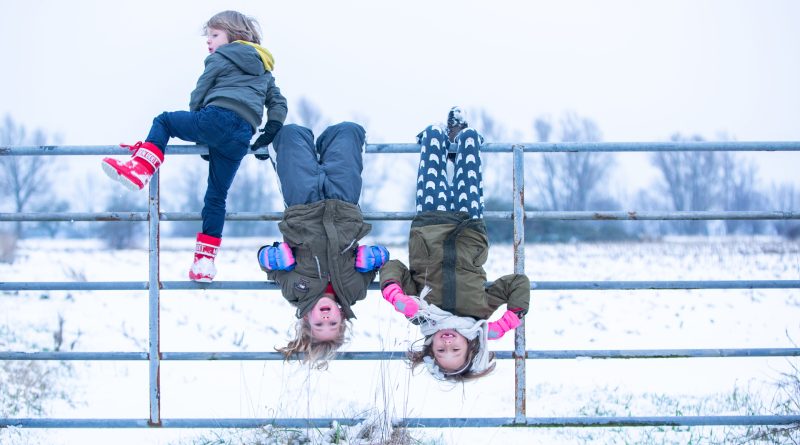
[488,310,521,340]
[381,283,419,317]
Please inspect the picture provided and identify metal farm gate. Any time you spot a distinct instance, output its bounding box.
[1,141,800,429]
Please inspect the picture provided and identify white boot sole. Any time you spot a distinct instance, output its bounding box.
[101,161,144,192]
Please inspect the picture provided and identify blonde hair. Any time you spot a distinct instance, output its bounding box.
[203,10,262,44]
[407,336,496,382]
[276,317,351,370]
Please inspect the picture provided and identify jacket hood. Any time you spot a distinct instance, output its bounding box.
[411,287,493,378]
[214,41,275,74]
[296,293,357,320]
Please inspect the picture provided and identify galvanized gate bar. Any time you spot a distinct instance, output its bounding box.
[4,140,800,155]
[148,172,161,426]
[522,210,800,220]
[512,145,527,423]
[3,280,799,292]
[2,142,799,431]
[4,210,800,222]
[3,348,799,361]
[5,415,800,429]
[529,280,800,290]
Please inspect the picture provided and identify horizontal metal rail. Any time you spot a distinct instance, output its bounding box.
[4,415,800,429]
[3,141,800,156]
[2,280,798,292]
[3,142,799,431]
[530,280,800,290]
[2,348,799,361]
[3,210,800,222]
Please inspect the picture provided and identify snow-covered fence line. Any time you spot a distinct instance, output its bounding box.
[2,142,800,430]
[4,140,800,155]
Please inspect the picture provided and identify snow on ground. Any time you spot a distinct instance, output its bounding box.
[1,236,799,444]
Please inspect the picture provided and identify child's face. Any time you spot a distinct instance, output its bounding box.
[206,27,230,54]
[307,295,343,342]
[431,329,468,372]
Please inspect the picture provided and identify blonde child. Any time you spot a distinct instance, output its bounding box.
[102,10,287,282]
[379,107,530,381]
[256,122,389,369]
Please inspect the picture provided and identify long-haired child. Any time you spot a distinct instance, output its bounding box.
[256,122,389,369]
[101,10,287,282]
[379,107,530,382]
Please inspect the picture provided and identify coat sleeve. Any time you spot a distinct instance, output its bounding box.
[485,273,531,316]
[379,260,417,295]
[264,75,288,124]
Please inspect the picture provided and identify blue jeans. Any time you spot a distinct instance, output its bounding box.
[272,122,366,207]
[146,106,254,238]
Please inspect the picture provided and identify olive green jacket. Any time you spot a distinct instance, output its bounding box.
[380,211,530,320]
[265,199,376,319]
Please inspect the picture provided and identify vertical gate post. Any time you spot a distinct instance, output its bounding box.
[512,145,527,424]
[148,171,162,426]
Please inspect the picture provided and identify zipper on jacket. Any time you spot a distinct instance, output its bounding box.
[340,238,357,255]
[313,255,322,280]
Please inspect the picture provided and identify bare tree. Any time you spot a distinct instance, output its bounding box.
[224,161,278,237]
[99,189,146,250]
[469,109,510,202]
[167,160,207,237]
[720,153,766,234]
[534,116,552,143]
[651,133,723,234]
[772,183,800,239]
[0,115,59,238]
[470,108,505,142]
[293,97,328,136]
[534,112,614,211]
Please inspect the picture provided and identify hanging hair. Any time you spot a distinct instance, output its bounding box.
[276,317,351,370]
[203,10,262,44]
[406,335,496,382]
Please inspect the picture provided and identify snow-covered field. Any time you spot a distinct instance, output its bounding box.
[1,235,799,444]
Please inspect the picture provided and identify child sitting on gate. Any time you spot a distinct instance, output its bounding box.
[256,122,389,370]
[379,107,530,382]
[101,10,287,283]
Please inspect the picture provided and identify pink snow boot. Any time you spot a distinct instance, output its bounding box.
[189,233,221,283]
[101,142,164,191]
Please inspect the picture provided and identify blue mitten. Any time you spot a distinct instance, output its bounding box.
[257,242,296,271]
[355,245,390,272]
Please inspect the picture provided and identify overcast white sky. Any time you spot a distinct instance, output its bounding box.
[2,0,799,190]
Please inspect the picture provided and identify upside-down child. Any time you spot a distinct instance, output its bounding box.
[379,107,530,382]
[101,10,287,282]
[256,122,389,369]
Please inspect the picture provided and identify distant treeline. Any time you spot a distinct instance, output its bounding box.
[1,106,799,248]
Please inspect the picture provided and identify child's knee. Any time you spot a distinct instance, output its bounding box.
[273,124,312,149]
[277,123,306,138]
[416,125,447,146]
[329,121,365,137]
[151,111,171,128]
[455,128,483,148]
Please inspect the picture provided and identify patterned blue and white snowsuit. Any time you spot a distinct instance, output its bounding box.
[415,125,485,219]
